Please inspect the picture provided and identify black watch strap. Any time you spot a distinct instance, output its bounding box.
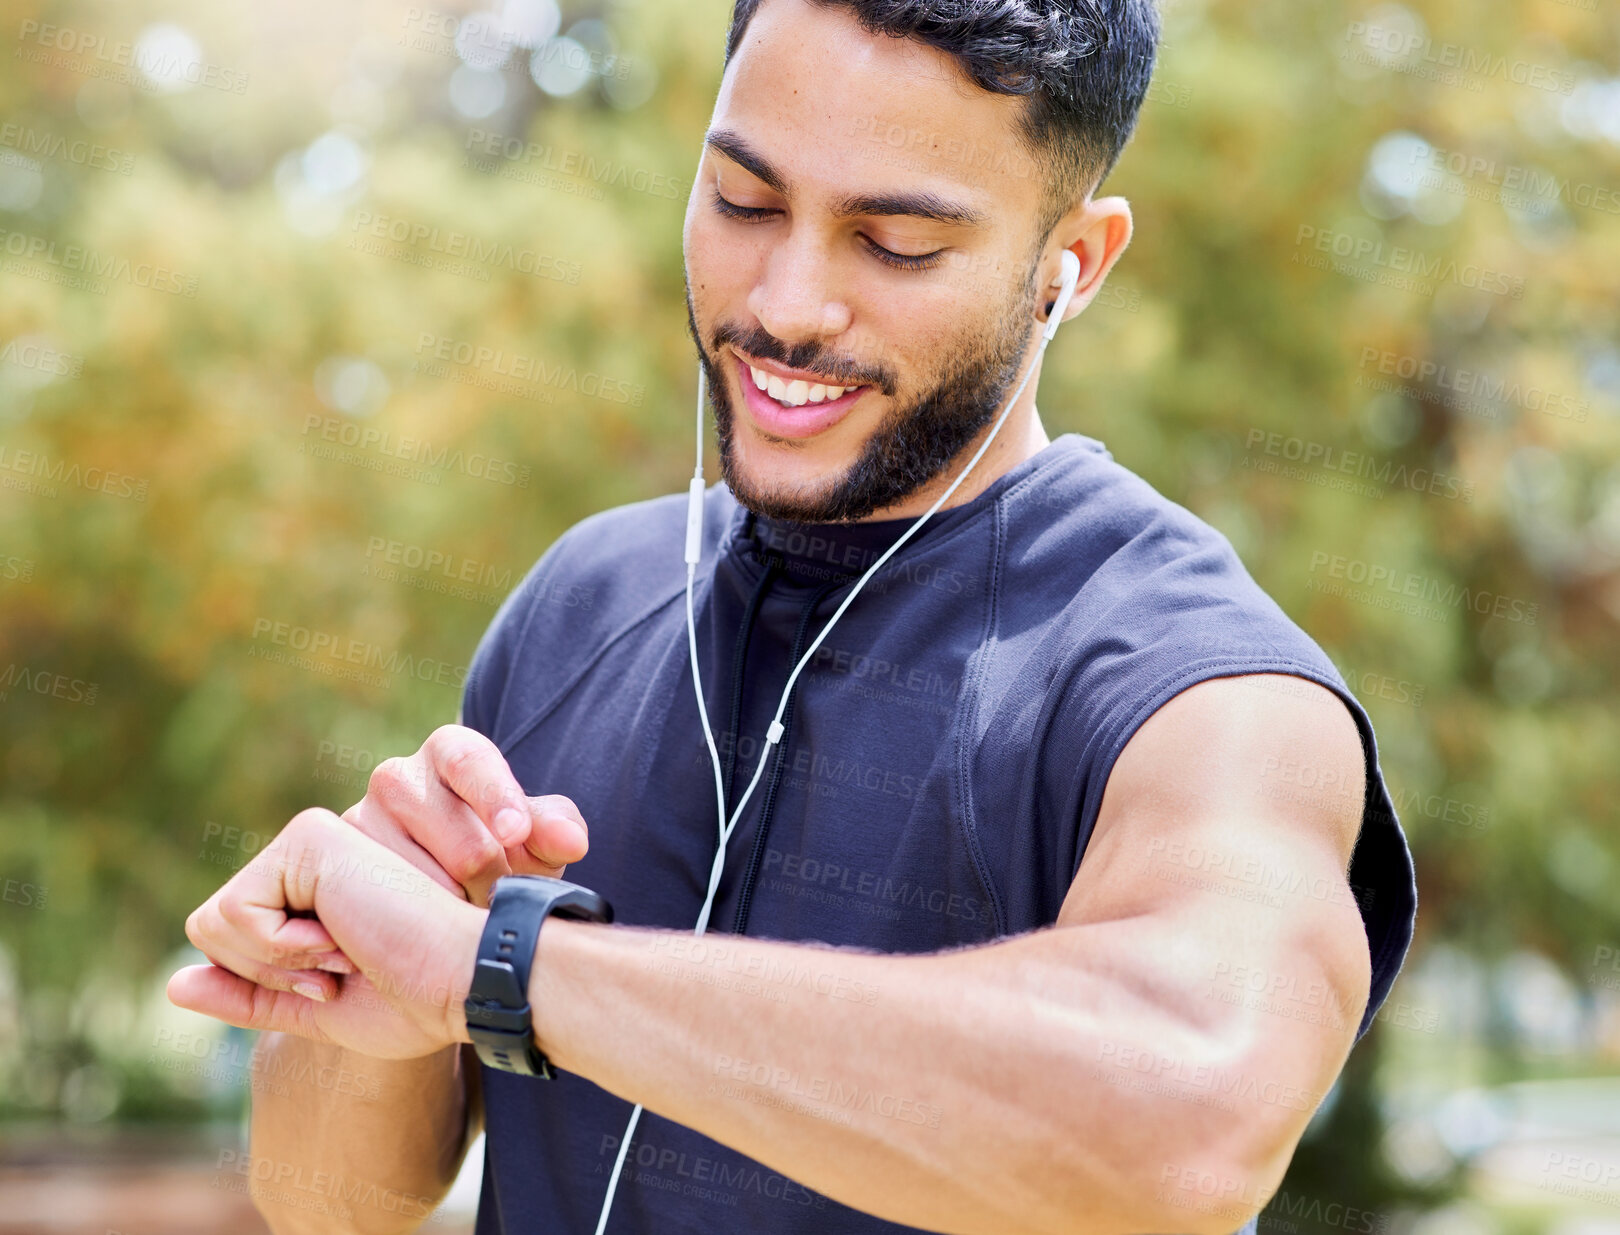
[464,875,613,1078]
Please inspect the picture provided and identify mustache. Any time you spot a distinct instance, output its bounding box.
[710,322,898,396]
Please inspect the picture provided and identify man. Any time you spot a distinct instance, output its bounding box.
[171,1,1417,1233]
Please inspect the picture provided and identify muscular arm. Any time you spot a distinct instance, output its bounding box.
[243,707,524,1235]
[520,674,1371,1235]
[245,1038,481,1235]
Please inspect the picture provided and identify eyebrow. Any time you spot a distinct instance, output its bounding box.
[704,127,989,229]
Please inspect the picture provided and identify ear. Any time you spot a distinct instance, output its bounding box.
[1043,197,1134,325]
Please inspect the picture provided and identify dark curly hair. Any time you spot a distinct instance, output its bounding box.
[724,0,1160,246]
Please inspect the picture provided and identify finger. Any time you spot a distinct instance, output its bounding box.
[361,752,514,904]
[206,873,354,974]
[341,798,469,899]
[423,725,532,847]
[167,964,327,1035]
[261,914,345,965]
[516,795,590,873]
[186,814,355,989]
[376,787,511,907]
[196,937,344,1002]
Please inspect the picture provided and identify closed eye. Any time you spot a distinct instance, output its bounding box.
[709,187,945,273]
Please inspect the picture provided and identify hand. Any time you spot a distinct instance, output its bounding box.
[344,724,590,907]
[167,808,486,1058]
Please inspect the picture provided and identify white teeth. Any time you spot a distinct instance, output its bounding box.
[748,362,855,407]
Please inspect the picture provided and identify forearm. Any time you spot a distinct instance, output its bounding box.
[248,1034,477,1235]
[523,915,1301,1235]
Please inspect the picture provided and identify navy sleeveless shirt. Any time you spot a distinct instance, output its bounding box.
[460,432,1418,1235]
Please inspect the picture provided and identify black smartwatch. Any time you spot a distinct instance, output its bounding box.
[463,875,613,1078]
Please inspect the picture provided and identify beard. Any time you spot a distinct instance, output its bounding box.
[682,261,1042,523]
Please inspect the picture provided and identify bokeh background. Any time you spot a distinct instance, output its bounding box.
[2,0,1618,1231]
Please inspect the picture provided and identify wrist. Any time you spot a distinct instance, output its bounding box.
[445,898,489,1048]
[526,915,585,1070]
[461,876,612,1077]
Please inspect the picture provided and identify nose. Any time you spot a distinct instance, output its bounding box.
[745,233,853,346]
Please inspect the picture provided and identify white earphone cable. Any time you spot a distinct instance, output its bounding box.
[593,251,1081,1235]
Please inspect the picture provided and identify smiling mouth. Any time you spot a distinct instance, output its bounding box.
[735,352,867,409]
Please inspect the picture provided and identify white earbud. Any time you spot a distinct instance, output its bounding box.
[1043,248,1082,342]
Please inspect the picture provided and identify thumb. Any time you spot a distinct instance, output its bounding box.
[511,794,589,876]
[167,964,321,1037]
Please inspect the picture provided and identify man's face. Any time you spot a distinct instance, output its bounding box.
[682,0,1050,523]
